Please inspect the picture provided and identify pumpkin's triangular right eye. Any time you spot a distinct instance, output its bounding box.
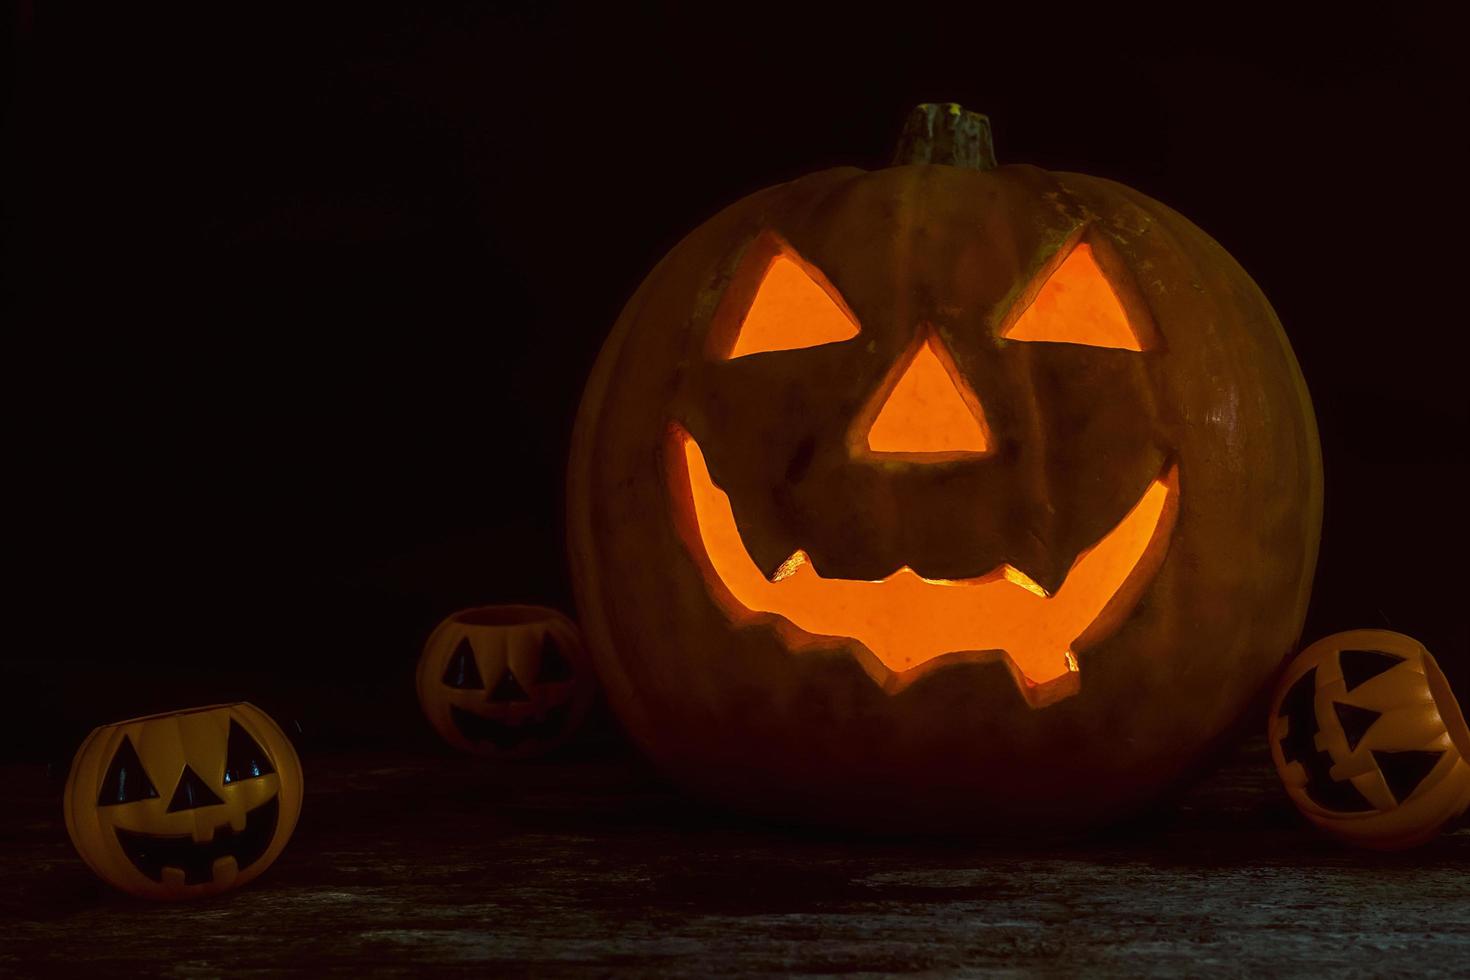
[727,254,859,358]
[1001,242,1148,350]
[223,719,276,784]
[538,638,575,683]
[98,735,159,806]
[1339,649,1404,692]
[442,639,484,689]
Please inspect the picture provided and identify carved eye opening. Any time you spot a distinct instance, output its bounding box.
[98,735,159,806]
[711,233,861,360]
[441,638,484,690]
[222,719,276,784]
[537,636,575,683]
[999,237,1156,351]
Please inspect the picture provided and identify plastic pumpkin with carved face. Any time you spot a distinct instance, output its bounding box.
[1270,630,1470,849]
[567,105,1323,830]
[416,605,594,758]
[64,703,303,899]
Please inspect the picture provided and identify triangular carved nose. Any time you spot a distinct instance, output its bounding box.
[490,670,531,703]
[863,331,990,457]
[167,765,225,812]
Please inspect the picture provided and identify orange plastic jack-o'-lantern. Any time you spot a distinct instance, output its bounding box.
[567,104,1323,830]
[1270,630,1470,849]
[416,605,594,758]
[64,703,303,899]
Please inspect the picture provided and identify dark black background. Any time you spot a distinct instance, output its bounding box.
[8,4,1465,764]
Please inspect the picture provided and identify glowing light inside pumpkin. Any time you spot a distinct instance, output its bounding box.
[865,333,991,455]
[672,426,1177,703]
[1002,242,1146,350]
[728,255,860,358]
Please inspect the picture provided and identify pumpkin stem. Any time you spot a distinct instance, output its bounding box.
[892,103,997,170]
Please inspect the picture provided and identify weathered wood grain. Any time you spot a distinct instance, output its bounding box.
[2,737,1465,977]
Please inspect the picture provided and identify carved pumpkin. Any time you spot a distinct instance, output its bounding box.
[568,104,1323,830]
[1269,630,1470,849]
[416,605,593,757]
[63,702,303,899]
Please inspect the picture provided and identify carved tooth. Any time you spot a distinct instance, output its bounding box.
[1002,564,1049,597]
[770,550,809,583]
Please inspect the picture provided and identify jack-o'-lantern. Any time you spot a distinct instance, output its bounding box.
[416,605,594,757]
[64,702,303,899]
[567,104,1323,830]
[1270,630,1470,849]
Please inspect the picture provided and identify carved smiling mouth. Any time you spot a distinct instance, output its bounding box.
[668,424,1179,706]
[114,796,279,885]
[449,704,572,749]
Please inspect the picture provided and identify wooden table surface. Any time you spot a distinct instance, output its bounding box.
[3,737,1466,977]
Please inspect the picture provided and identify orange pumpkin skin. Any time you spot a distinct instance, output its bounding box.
[1269,630,1470,850]
[568,110,1322,831]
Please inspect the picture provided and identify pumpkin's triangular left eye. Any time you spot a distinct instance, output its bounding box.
[1001,242,1149,350]
[98,735,160,806]
[223,719,276,783]
[442,638,484,689]
[1373,749,1443,803]
[727,254,859,358]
